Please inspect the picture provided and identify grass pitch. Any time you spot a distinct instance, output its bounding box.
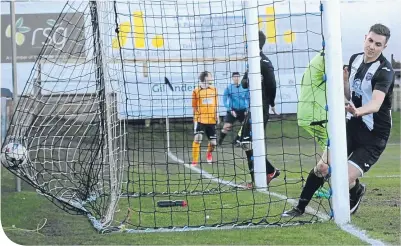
[1,112,399,245]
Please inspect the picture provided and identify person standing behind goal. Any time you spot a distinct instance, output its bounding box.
[237,31,280,187]
[191,71,219,166]
[283,23,395,217]
[218,72,250,146]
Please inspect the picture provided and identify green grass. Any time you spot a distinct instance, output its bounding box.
[0,188,367,245]
[1,112,400,244]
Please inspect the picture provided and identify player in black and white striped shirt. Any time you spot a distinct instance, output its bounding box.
[283,23,395,217]
[344,24,394,214]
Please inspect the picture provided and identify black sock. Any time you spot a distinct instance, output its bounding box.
[297,168,325,212]
[245,150,254,183]
[265,158,275,174]
[349,178,361,200]
[219,132,226,145]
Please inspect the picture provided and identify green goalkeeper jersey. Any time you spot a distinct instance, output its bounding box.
[297,52,327,127]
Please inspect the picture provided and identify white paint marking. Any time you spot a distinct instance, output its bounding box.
[168,151,388,245]
[286,175,400,181]
[340,224,386,246]
[167,151,330,220]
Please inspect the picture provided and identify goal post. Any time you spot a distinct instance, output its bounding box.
[321,0,350,225]
[245,0,267,190]
[90,1,122,227]
[1,0,353,233]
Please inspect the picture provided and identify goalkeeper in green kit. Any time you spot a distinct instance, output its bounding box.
[297,52,348,153]
[297,51,329,152]
[285,51,331,215]
[283,51,350,216]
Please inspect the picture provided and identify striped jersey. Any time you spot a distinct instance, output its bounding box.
[346,52,394,138]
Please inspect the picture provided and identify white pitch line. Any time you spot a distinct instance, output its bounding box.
[167,151,330,220]
[285,175,400,181]
[168,151,388,245]
[340,224,386,246]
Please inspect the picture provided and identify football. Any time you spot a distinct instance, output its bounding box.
[1,143,28,169]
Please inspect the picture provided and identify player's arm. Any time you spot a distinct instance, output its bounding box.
[343,65,351,101]
[192,89,198,120]
[241,71,249,89]
[261,59,277,107]
[241,71,250,114]
[223,86,230,111]
[215,88,220,123]
[309,52,325,88]
[344,54,357,101]
[245,88,250,113]
[347,68,394,117]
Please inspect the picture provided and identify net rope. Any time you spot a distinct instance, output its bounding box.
[1,0,332,232]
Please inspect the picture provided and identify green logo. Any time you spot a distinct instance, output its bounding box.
[5,17,31,45]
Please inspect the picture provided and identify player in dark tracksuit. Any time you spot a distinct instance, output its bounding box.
[238,31,280,187]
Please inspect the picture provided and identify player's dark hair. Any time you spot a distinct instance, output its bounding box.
[199,71,210,82]
[232,72,240,77]
[369,24,391,43]
[259,31,266,50]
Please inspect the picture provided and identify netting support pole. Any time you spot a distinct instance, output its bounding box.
[322,0,350,225]
[245,1,267,189]
[165,80,173,153]
[10,1,21,193]
[166,117,170,151]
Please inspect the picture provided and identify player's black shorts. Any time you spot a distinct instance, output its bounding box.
[194,122,217,140]
[238,111,269,143]
[224,109,247,124]
[346,118,388,175]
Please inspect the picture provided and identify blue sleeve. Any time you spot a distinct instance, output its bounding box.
[223,86,230,111]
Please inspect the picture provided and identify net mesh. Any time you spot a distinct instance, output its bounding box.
[2,0,332,232]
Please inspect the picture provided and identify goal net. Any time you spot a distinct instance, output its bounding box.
[2,0,334,232]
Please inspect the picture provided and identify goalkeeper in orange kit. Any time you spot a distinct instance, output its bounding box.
[191,71,219,166]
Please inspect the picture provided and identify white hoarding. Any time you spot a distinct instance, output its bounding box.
[1,1,400,119]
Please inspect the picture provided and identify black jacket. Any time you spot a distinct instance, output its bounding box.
[241,51,277,110]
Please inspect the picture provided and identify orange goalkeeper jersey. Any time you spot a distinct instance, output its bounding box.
[192,86,218,124]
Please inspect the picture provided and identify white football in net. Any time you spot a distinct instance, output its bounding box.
[1,143,28,168]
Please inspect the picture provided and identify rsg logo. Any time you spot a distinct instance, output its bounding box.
[1,13,85,63]
[5,17,72,49]
[31,18,70,50]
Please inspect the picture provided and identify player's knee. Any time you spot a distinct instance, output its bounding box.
[241,143,251,151]
[348,161,363,180]
[210,139,217,146]
[223,124,232,132]
[314,163,329,177]
[194,134,203,143]
[348,165,362,185]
